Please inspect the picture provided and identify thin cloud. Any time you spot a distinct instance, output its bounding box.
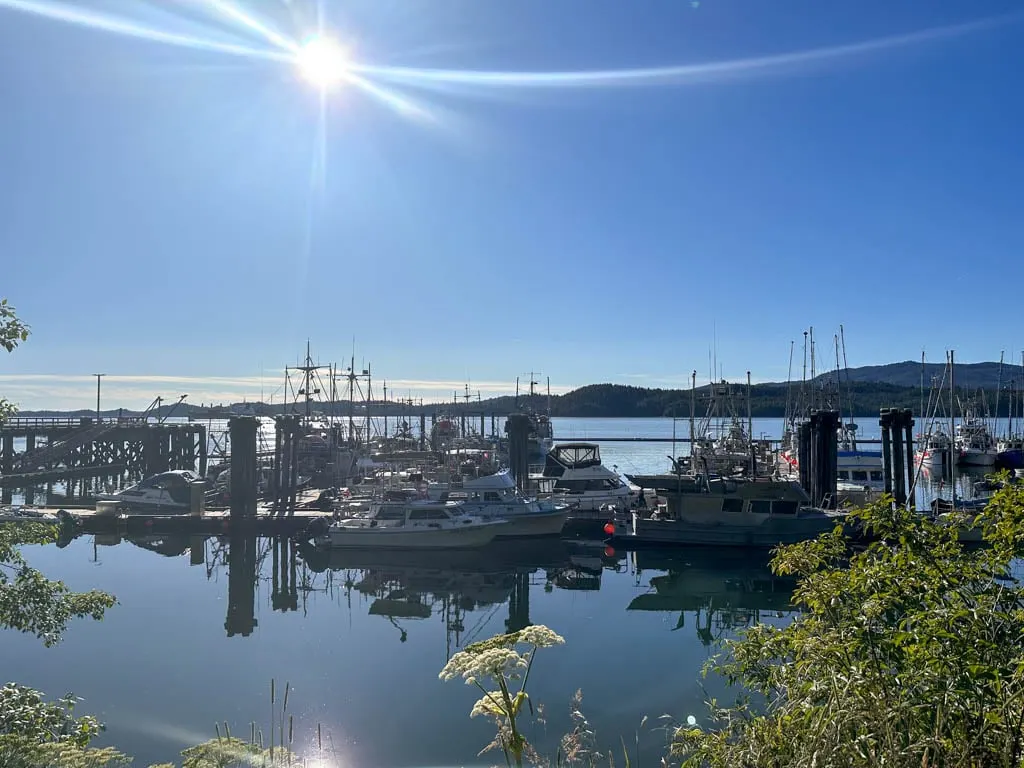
[359,13,1019,91]
[0,373,576,410]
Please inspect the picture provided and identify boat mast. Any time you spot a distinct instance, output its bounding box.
[690,370,696,462]
[784,340,795,435]
[995,351,1005,437]
[746,371,753,475]
[809,326,816,411]
[920,350,925,429]
[801,330,808,415]
[840,325,855,441]
[950,350,956,506]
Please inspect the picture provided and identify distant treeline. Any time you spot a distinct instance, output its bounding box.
[21,381,1022,420]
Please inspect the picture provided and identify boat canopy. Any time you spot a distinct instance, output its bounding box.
[544,443,602,477]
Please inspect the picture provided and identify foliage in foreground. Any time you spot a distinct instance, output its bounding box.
[675,481,1024,768]
[0,523,117,646]
[1,297,30,420]
[440,623,567,766]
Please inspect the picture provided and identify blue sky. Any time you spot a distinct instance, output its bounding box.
[1,0,1022,410]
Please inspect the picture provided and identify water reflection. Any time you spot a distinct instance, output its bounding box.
[628,548,798,645]
[297,539,622,645]
[95,531,799,654]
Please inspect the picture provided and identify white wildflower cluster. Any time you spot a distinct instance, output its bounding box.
[517,625,565,648]
[439,646,527,683]
[470,692,509,718]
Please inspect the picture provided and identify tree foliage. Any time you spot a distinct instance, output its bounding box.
[675,481,1024,768]
[1,297,30,422]
[0,298,30,354]
[0,523,116,646]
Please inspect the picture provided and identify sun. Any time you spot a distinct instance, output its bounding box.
[296,36,349,89]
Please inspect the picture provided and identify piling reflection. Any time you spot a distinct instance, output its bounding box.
[103,527,803,647]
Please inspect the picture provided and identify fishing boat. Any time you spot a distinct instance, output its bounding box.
[915,428,952,472]
[997,437,1024,470]
[95,470,205,513]
[426,470,568,538]
[316,500,506,549]
[607,476,845,548]
[955,416,997,467]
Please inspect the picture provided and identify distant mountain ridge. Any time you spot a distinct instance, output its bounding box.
[14,360,1023,420]
[806,360,1024,389]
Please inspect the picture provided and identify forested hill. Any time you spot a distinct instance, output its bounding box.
[18,361,1022,419]
[540,382,927,418]
[818,360,1023,389]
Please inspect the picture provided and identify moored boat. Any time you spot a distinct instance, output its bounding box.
[997,437,1024,470]
[955,416,997,467]
[95,470,205,514]
[608,477,845,548]
[428,470,568,538]
[317,500,506,549]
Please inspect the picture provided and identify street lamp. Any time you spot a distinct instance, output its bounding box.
[93,373,105,422]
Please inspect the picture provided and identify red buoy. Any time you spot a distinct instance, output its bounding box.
[604,546,616,558]
[603,522,615,536]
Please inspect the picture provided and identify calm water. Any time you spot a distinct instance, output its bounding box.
[9,536,797,766]
[2,417,997,765]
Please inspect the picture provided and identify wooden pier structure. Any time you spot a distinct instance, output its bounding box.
[1,416,207,490]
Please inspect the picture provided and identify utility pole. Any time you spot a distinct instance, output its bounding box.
[93,373,106,422]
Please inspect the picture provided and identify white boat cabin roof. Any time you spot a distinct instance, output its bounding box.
[462,470,516,491]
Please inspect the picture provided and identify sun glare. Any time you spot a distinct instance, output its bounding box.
[296,36,349,89]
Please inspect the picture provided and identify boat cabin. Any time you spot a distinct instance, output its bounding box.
[366,501,467,528]
[543,443,603,476]
[837,469,884,484]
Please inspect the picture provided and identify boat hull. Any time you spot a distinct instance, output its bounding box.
[958,449,996,467]
[997,449,1024,470]
[916,449,948,471]
[323,520,505,549]
[487,509,568,538]
[611,512,844,548]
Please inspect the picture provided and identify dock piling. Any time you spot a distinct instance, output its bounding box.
[229,416,259,515]
[506,413,532,491]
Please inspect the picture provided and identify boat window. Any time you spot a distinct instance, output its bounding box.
[773,501,798,515]
[554,480,588,493]
[870,471,883,482]
[837,471,849,480]
[376,507,406,521]
[851,471,868,482]
[483,492,501,502]
[722,498,744,513]
[749,500,772,514]
[409,508,451,521]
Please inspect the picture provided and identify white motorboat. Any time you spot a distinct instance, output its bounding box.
[318,501,507,549]
[95,470,205,513]
[426,470,568,538]
[534,443,638,511]
[955,417,997,467]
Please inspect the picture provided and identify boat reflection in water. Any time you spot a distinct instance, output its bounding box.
[297,538,621,643]
[98,528,799,651]
[627,548,799,645]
